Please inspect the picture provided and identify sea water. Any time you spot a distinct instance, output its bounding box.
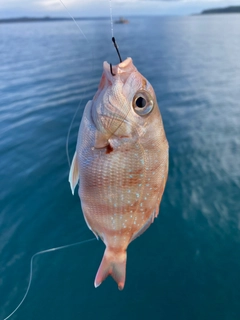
[0,15,240,320]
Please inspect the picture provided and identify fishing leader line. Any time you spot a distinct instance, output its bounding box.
[63,0,118,166]
[58,0,95,167]
[3,2,97,319]
[59,0,89,44]
[3,238,97,320]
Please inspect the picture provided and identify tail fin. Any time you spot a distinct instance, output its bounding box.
[94,248,127,290]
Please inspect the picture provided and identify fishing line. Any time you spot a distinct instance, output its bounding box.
[66,98,82,167]
[109,0,114,38]
[58,0,95,168]
[59,0,89,43]
[3,3,126,319]
[3,237,96,320]
[3,5,98,318]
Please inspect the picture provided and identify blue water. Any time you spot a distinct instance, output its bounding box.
[1,15,240,320]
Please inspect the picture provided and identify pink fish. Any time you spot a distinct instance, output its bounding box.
[69,57,168,290]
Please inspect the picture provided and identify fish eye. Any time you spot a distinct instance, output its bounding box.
[136,97,146,108]
[132,90,154,116]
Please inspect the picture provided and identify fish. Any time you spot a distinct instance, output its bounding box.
[69,57,169,290]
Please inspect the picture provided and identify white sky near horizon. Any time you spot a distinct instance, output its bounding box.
[1,0,240,18]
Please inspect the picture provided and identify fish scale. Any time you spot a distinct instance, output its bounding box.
[69,57,168,290]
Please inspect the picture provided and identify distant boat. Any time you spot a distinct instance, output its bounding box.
[114,17,129,24]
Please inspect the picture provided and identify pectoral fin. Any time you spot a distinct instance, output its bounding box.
[94,131,109,149]
[69,151,79,195]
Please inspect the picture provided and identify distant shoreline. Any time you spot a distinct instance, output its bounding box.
[0,17,109,24]
[200,5,240,15]
[1,6,240,24]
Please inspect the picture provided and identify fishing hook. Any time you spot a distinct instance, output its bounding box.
[112,37,122,63]
[110,63,115,76]
[110,37,123,76]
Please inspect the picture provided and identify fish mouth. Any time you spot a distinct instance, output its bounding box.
[104,57,132,69]
[103,57,136,81]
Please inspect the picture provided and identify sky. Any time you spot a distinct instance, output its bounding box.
[1,0,240,18]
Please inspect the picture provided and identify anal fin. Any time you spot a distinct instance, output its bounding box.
[130,211,155,243]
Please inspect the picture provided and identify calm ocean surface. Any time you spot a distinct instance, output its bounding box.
[0,15,240,320]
